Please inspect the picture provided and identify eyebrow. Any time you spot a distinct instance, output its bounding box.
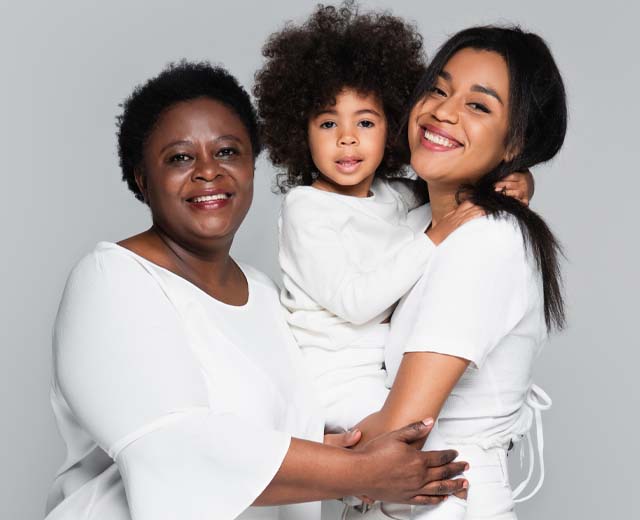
[160,135,243,153]
[438,70,504,105]
[314,108,382,117]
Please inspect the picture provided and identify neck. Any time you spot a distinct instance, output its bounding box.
[312,173,374,198]
[151,225,236,285]
[427,182,460,227]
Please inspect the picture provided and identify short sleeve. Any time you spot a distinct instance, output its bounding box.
[54,248,291,519]
[403,217,530,368]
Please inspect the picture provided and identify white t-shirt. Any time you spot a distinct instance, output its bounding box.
[279,178,433,351]
[45,242,323,520]
[386,215,547,447]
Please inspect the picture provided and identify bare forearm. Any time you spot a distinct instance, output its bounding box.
[358,353,469,444]
[253,438,363,505]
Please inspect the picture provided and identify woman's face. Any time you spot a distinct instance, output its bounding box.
[136,97,254,250]
[408,48,511,188]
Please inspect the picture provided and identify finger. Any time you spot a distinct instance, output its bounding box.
[495,180,520,190]
[392,418,434,444]
[501,172,523,182]
[324,429,361,448]
[425,461,469,481]
[422,449,459,467]
[408,495,447,505]
[502,189,527,201]
[420,478,468,496]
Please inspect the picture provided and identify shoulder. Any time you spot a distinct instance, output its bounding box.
[438,214,524,257]
[68,242,150,285]
[62,242,169,312]
[280,187,346,235]
[281,186,331,215]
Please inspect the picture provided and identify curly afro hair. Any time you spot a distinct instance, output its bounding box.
[254,1,426,192]
[117,60,261,202]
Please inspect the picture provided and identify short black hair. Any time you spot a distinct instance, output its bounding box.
[411,26,568,331]
[254,1,426,192]
[117,60,261,202]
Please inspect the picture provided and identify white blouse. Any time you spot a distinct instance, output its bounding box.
[386,214,551,501]
[387,215,547,445]
[45,242,324,520]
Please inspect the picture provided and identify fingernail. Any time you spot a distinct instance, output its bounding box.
[465,464,470,471]
[443,496,449,501]
[422,418,434,427]
[463,480,468,489]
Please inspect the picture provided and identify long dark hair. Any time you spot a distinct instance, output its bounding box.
[410,26,567,331]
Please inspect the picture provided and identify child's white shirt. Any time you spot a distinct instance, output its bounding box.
[278,178,433,432]
[279,178,433,351]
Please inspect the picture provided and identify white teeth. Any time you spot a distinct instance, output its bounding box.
[191,194,230,202]
[424,130,458,148]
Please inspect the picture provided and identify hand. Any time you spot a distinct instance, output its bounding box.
[426,201,485,246]
[494,170,534,205]
[354,418,468,505]
[324,429,362,449]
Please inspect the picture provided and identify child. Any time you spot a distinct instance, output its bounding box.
[254,3,532,517]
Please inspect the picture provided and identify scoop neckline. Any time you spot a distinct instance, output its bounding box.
[97,241,253,310]
[297,184,377,200]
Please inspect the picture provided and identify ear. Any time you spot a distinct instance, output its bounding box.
[133,166,148,203]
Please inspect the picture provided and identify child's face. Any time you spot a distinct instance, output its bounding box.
[307,88,387,197]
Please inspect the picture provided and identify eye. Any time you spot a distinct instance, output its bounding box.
[468,102,491,114]
[216,147,239,158]
[358,120,375,128]
[319,121,337,129]
[430,86,447,97]
[168,153,193,163]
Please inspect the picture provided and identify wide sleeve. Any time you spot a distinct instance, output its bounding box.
[402,218,530,368]
[53,250,291,519]
[279,192,435,325]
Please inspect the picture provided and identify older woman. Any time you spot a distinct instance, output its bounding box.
[44,62,467,520]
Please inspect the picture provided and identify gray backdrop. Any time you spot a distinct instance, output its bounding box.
[1,0,637,518]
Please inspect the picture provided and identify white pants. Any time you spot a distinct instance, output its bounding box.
[341,444,516,520]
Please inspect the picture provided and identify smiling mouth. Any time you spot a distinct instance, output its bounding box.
[336,158,362,166]
[188,193,232,203]
[422,128,462,149]
[335,158,363,173]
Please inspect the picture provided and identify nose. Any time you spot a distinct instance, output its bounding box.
[338,128,358,146]
[193,156,223,182]
[432,96,459,125]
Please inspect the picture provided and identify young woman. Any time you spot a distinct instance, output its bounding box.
[349,26,567,519]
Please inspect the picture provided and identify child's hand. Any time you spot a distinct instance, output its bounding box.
[324,428,362,448]
[426,201,485,246]
[494,170,534,205]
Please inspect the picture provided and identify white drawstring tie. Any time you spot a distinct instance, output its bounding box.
[511,383,552,503]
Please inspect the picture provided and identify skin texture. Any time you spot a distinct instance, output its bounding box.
[309,89,387,198]
[122,97,254,305]
[356,48,514,499]
[117,95,468,506]
[409,48,511,226]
